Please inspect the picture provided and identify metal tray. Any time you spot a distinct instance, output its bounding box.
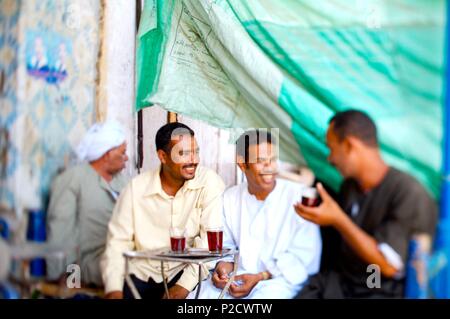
[157,248,232,258]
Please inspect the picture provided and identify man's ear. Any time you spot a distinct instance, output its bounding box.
[101,149,111,162]
[157,149,167,164]
[346,136,363,153]
[236,156,246,172]
[342,136,354,154]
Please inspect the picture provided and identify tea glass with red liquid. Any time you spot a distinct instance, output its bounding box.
[206,227,223,253]
[301,187,320,207]
[170,227,186,253]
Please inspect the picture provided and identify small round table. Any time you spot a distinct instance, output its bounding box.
[122,248,239,299]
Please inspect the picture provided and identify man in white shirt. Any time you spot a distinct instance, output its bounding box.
[101,122,225,299]
[191,130,322,299]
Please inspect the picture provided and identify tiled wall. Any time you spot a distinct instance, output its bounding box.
[0,0,101,213]
[0,0,21,210]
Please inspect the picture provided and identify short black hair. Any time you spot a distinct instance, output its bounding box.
[329,110,378,147]
[155,122,195,152]
[235,129,276,163]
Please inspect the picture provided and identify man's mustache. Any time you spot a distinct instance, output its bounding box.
[182,164,198,169]
[260,170,278,175]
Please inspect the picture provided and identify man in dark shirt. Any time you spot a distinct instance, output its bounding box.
[294,110,437,298]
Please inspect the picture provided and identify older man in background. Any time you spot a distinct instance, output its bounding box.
[46,120,129,288]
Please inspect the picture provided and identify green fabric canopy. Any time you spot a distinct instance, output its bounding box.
[136,0,445,198]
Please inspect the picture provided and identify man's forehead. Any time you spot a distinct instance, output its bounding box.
[169,134,197,147]
[248,142,275,155]
[110,142,127,152]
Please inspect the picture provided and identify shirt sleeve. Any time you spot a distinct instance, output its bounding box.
[220,203,237,265]
[264,218,322,286]
[46,171,79,280]
[176,173,225,291]
[100,182,135,294]
[372,183,437,271]
[378,242,404,278]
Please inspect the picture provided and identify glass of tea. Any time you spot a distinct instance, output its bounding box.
[206,226,223,253]
[170,227,186,253]
[301,187,320,207]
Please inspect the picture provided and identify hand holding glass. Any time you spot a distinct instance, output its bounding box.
[301,187,320,207]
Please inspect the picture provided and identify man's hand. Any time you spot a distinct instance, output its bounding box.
[163,284,190,299]
[294,183,346,227]
[104,291,123,299]
[212,262,234,289]
[296,184,400,279]
[229,273,262,298]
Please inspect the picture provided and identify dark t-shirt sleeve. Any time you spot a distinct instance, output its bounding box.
[372,181,437,264]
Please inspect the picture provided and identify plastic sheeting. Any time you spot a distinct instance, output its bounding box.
[136,0,445,198]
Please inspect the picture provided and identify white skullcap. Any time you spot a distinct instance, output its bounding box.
[76,120,126,162]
